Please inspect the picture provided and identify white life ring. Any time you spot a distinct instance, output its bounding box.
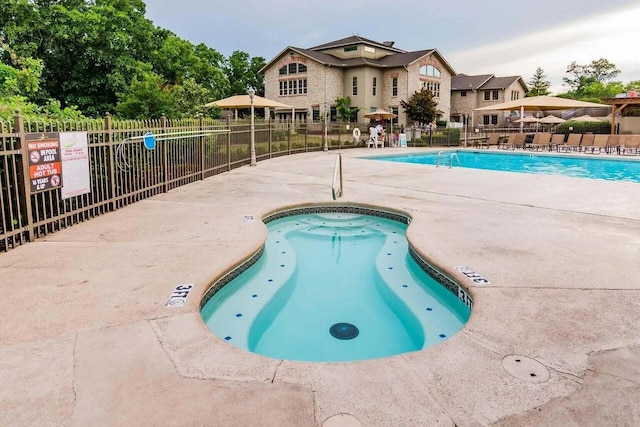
[352,127,361,140]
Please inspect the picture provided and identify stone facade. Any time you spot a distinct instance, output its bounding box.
[261,36,456,127]
[451,75,528,128]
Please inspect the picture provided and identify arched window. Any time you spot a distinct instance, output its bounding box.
[419,65,441,78]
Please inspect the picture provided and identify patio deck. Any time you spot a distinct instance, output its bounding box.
[1,147,639,426]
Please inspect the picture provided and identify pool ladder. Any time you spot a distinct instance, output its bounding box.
[436,151,461,169]
[332,154,343,200]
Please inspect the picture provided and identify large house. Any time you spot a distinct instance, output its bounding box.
[450,74,529,128]
[260,36,457,127]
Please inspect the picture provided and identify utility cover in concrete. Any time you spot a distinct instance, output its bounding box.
[502,354,550,383]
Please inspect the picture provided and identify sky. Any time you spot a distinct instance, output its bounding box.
[145,0,640,94]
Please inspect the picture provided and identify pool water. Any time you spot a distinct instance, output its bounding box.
[369,151,640,183]
[200,212,471,362]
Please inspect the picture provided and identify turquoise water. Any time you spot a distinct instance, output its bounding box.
[369,151,640,183]
[200,212,470,362]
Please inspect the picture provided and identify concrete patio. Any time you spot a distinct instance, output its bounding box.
[1,147,639,426]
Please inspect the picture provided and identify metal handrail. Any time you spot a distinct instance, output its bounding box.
[449,153,461,168]
[332,154,343,200]
[435,150,445,167]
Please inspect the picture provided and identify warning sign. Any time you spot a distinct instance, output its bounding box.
[26,134,63,192]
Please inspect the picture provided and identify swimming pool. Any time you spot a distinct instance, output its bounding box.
[369,151,640,183]
[200,206,471,362]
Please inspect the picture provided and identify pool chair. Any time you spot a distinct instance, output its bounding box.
[367,127,381,148]
[528,133,552,151]
[550,134,566,151]
[476,133,500,149]
[499,133,526,150]
[498,133,515,149]
[620,135,640,155]
[586,134,609,154]
[579,134,595,152]
[606,134,624,154]
[558,133,582,152]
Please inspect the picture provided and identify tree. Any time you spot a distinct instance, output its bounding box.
[527,67,551,97]
[563,58,620,92]
[335,97,357,123]
[400,88,437,125]
[223,51,265,96]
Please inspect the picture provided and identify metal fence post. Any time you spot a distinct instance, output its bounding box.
[105,112,117,211]
[15,112,34,242]
[160,115,168,192]
[199,114,205,180]
[226,116,231,171]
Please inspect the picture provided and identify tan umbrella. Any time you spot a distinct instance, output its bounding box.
[538,115,566,124]
[570,114,601,122]
[513,116,540,123]
[204,94,293,109]
[205,93,294,167]
[474,95,608,112]
[363,109,397,120]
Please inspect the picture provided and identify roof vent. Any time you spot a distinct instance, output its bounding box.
[382,41,395,47]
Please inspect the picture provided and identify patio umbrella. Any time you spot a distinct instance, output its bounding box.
[475,95,610,131]
[570,114,601,122]
[204,94,293,110]
[363,109,397,120]
[513,116,540,123]
[205,93,294,166]
[538,115,566,124]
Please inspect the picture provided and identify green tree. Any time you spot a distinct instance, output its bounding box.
[563,58,620,92]
[224,51,266,96]
[335,97,357,123]
[116,72,177,119]
[527,67,551,97]
[400,88,437,125]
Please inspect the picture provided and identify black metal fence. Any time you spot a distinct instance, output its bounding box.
[0,114,362,253]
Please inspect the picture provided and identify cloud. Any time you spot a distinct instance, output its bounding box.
[446,3,640,94]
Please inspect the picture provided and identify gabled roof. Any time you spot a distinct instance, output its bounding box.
[451,74,494,91]
[259,36,459,76]
[309,35,406,54]
[451,74,529,93]
[480,76,527,91]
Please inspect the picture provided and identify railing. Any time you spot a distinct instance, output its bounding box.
[0,114,362,253]
[449,153,461,168]
[332,154,343,200]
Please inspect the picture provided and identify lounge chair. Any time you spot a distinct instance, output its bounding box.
[620,135,640,155]
[512,133,527,149]
[550,134,565,151]
[476,133,500,149]
[498,133,515,149]
[586,134,609,154]
[579,134,595,152]
[558,133,582,152]
[528,133,551,151]
[606,135,624,154]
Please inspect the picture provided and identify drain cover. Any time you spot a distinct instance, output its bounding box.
[330,323,359,340]
[323,413,362,427]
[502,354,550,383]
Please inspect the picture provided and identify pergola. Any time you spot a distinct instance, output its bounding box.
[603,96,640,134]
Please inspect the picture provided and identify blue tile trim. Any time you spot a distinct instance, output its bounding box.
[200,204,472,313]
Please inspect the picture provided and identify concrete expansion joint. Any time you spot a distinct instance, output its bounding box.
[270,360,284,383]
[148,319,182,377]
[584,367,640,387]
[461,329,506,355]
[546,366,584,385]
[71,334,79,408]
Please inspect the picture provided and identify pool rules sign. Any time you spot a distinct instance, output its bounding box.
[26,133,63,192]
